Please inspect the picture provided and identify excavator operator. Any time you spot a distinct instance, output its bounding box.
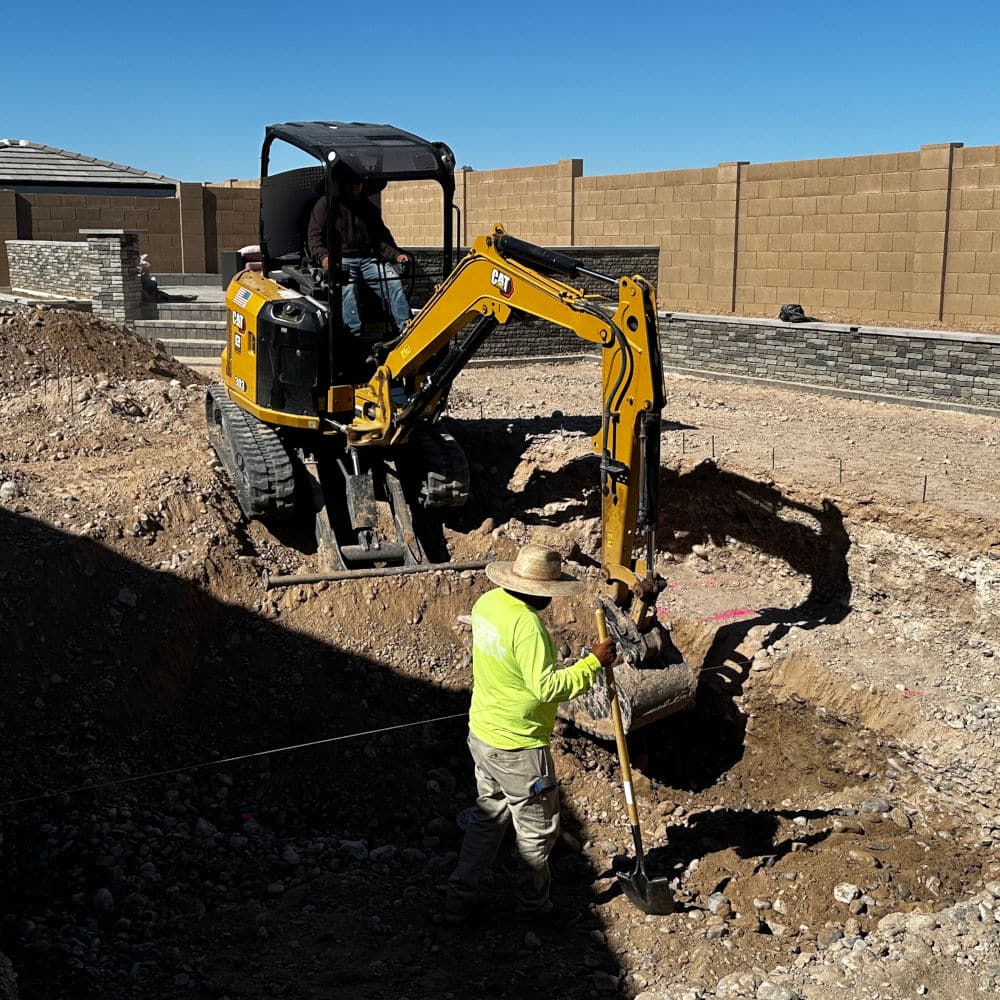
[306,175,413,335]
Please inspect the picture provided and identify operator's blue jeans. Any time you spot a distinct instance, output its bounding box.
[342,257,411,334]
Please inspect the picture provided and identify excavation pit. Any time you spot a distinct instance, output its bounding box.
[0,313,998,999]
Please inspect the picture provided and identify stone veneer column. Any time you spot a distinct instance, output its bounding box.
[81,229,142,323]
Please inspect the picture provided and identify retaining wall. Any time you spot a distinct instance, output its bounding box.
[659,314,1000,410]
[7,240,86,297]
[6,232,142,322]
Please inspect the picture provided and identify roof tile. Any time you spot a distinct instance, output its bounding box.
[0,140,176,187]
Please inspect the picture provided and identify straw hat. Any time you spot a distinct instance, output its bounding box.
[485,543,585,598]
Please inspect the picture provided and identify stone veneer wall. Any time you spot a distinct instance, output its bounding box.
[6,240,84,297]
[659,313,1000,410]
[6,232,142,322]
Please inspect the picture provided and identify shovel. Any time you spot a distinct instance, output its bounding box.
[595,606,674,915]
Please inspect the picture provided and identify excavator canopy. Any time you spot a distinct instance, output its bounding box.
[262,121,456,184]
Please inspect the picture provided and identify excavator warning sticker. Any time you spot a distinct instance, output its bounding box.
[490,268,514,298]
[234,288,253,308]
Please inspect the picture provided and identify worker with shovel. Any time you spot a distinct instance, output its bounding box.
[444,543,616,928]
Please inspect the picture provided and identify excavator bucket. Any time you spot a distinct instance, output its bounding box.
[560,601,698,738]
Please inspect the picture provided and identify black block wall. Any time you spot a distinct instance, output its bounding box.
[660,314,1000,409]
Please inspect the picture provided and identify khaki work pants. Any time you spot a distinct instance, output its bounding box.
[447,731,560,914]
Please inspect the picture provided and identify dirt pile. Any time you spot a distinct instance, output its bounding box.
[0,305,201,389]
[0,319,998,999]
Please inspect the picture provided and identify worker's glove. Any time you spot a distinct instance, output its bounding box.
[395,255,411,276]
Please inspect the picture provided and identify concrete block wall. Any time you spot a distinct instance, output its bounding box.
[0,190,17,286]
[381,142,1000,330]
[945,144,1000,326]
[4,138,1000,331]
[383,160,582,249]
[660,313,1000,409]
[205,185,258,270]
[735,144,958,326]
[24,193,181,272]
[382,178,449,247]
[575,162,742,314]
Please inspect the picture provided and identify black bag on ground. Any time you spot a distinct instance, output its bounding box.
[778,303,817,323]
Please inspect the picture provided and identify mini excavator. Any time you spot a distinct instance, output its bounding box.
[206,121,697,735]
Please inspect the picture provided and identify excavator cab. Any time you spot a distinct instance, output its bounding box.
[206,122,469,573]
[256,122,456,381]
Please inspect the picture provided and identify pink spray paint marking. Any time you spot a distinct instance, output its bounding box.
[703,607,757,623]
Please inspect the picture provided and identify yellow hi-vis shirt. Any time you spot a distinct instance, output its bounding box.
[468,588,602,749]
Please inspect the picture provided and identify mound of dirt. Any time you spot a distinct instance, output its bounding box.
[0,305,204,387]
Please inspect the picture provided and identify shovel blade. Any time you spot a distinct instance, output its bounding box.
[617,868,674,915]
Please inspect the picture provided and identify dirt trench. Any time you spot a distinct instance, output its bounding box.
[0,310,999,999]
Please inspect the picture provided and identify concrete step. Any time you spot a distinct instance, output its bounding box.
[176,358,221,379]
[154,273,221,287]
[157,338,225,359]
[134,319,226,342]
[156,301,228,321]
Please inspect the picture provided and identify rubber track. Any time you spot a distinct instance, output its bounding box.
[206,386,296,520]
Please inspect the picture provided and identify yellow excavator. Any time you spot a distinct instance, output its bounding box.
[206,121,697,735]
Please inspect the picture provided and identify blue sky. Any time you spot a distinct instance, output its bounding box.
[4,0,999,182]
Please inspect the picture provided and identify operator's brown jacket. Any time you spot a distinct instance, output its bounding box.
[306,195,402,265]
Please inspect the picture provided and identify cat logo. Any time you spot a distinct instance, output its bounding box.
[232,310,245,331]
[490,268,514,298]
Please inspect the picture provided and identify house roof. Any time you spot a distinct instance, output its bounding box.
[0,139,176,188]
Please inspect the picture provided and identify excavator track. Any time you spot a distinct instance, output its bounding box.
[205,386,296,520]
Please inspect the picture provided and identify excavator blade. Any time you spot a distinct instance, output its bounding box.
[560,601,698,738]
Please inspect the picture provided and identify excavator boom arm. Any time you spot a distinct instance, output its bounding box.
[348,226,666,605]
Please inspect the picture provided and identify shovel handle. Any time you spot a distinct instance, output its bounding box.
[594,608,641,828]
